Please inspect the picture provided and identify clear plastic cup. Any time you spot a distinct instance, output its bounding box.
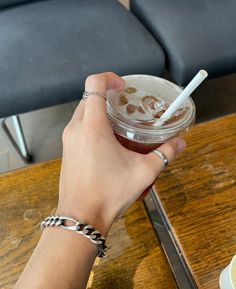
[107,74,196,198]
[107,75,196,154]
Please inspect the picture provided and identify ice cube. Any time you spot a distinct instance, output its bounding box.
[126,104,136,115]
[119,94,128,106]
[136,106,145,114]
[142,95,160,111]
[125,87,137,94]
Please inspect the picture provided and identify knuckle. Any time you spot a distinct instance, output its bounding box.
[85,74,102,86]
[106,71,116,78]
[62,124,72,145]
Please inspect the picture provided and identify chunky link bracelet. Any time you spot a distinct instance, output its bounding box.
[41,216,107,257]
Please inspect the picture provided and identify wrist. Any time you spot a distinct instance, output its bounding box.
[41,225,97,255]
[55,203,113,237]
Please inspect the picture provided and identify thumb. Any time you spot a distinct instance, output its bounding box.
[143,137,186,179]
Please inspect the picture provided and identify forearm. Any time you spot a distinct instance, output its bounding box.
[14,228,97,289]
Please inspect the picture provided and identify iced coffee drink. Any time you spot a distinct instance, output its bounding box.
[107,75,196,154]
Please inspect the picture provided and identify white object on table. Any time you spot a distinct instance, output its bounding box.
[220,254,236,289]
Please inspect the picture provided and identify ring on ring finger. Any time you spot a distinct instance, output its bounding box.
[151,149,169,169]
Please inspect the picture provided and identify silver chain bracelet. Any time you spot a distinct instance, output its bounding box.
[41,216,107,257]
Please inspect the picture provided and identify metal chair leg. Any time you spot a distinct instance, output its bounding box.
[1,115,32,163]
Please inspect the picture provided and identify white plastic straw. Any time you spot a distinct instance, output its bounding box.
[160,70,208,122]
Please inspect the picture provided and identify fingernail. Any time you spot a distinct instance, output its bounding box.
[177,139,186,152]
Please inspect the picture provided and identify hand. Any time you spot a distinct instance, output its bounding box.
[56,72,186,235]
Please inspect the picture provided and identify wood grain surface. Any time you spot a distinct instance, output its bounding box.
[154,114,236,289]
[0,160,177,289]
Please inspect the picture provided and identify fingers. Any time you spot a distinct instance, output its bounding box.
[144,137,186,177]
[83,72,125,126]
[85,72,125,93]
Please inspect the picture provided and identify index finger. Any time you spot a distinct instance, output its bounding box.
[83,72,125,126]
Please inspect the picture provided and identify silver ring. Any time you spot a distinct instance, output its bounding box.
[82,91,107,101]
[152,149,168,168]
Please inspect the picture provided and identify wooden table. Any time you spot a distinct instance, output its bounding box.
[0,161,177,289]
[1,114,235,289]
[154,114,236,289]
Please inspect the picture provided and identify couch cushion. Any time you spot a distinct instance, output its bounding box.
[0,0,38,9]
[131,0,236,85]
[0,0,165,117]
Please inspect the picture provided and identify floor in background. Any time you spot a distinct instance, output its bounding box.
[0,102,76,173]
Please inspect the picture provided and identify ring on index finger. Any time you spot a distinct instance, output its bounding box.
[82,91,107,101]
